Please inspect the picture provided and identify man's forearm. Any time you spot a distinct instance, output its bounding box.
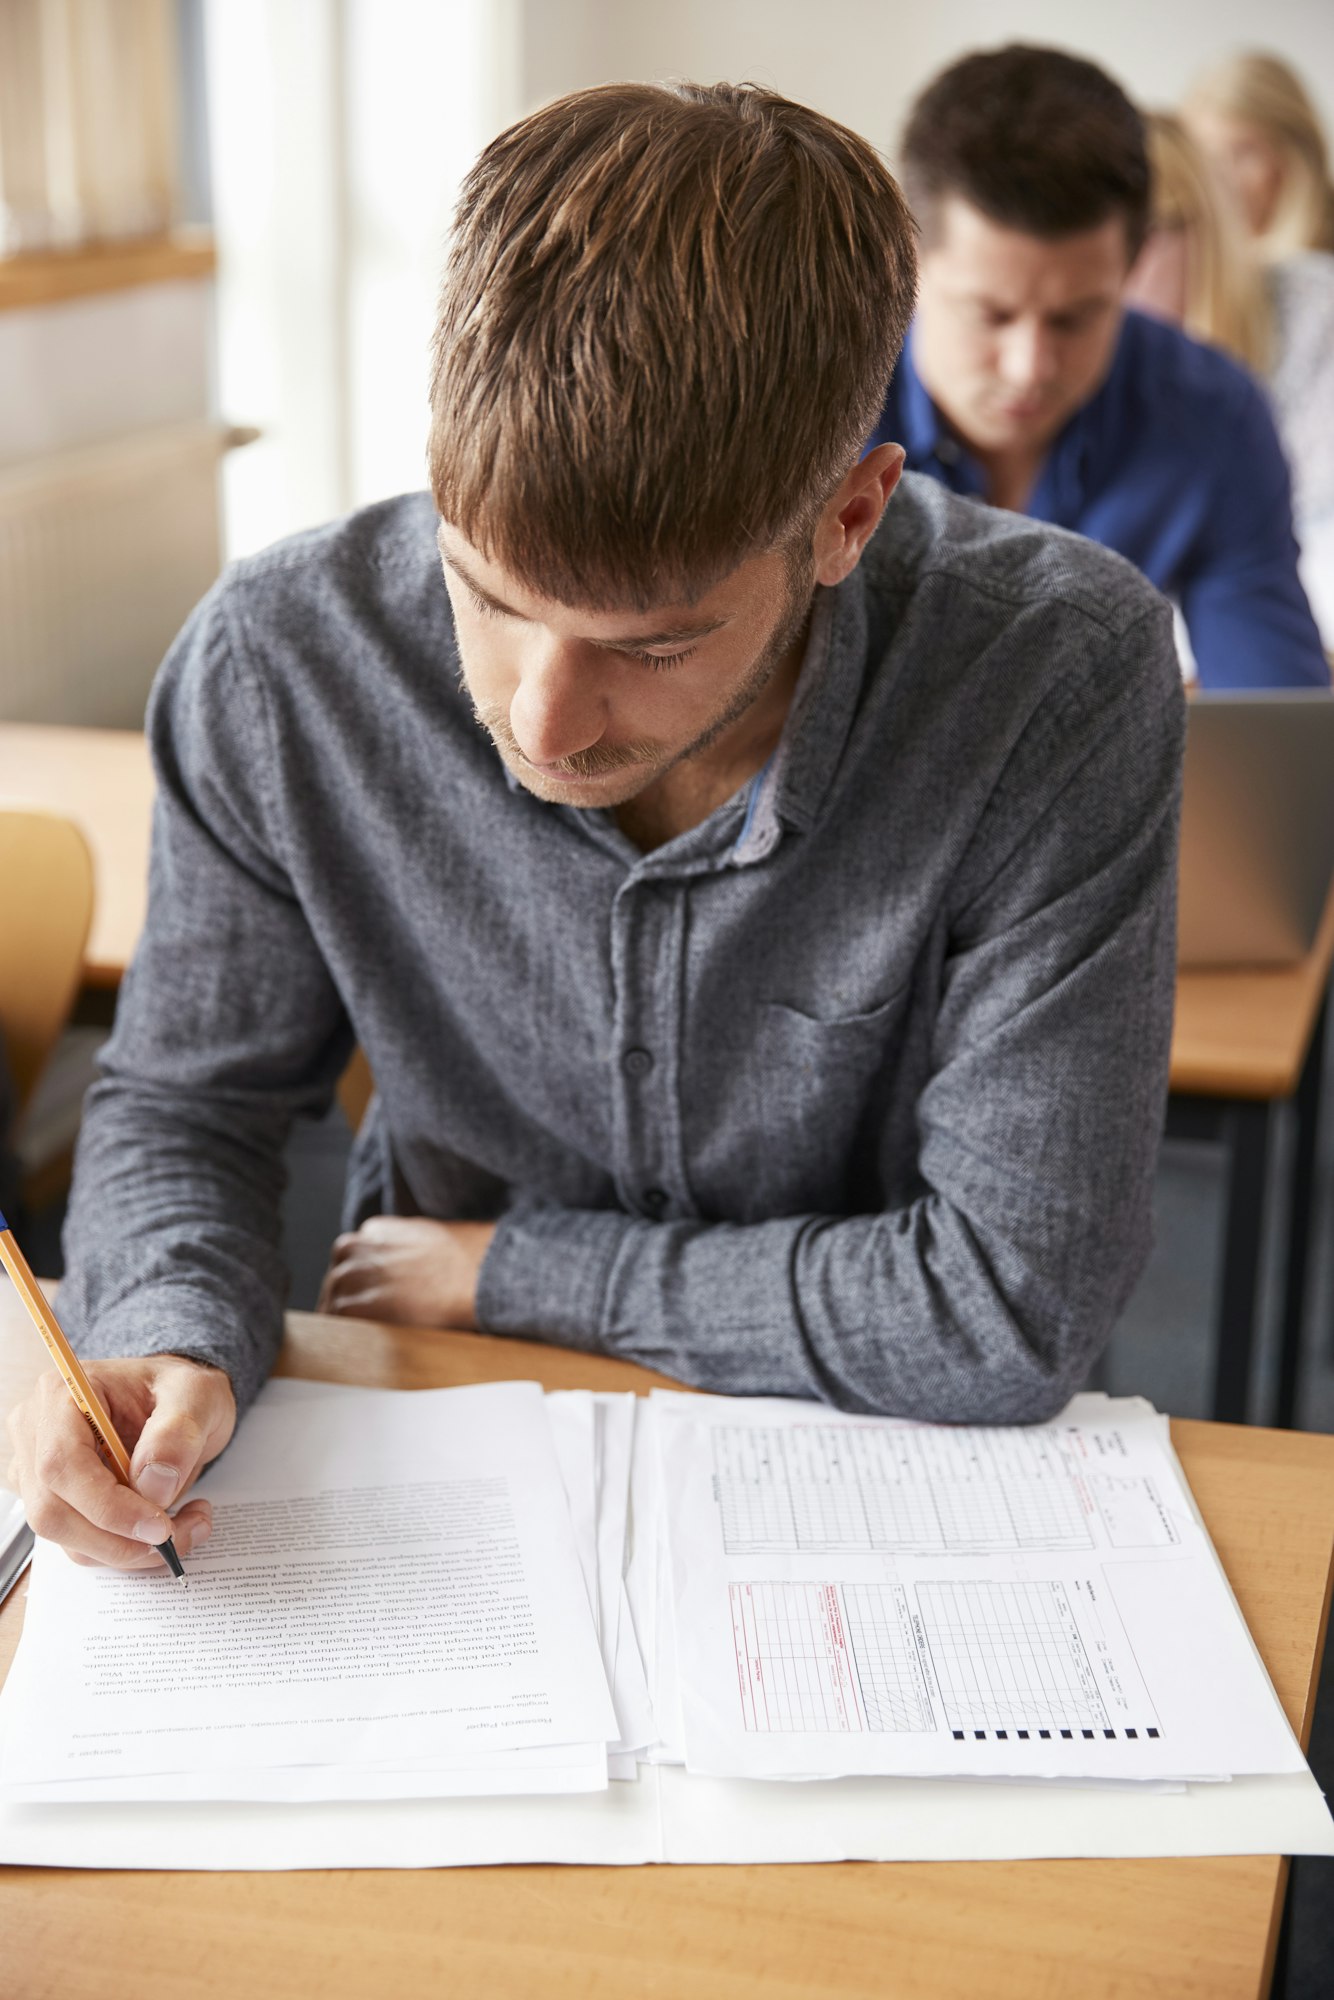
[60,1077,293,1420]
[475,1192,1140,1424]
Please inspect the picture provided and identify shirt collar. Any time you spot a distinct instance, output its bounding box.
[727,597,832,867]
[731,564,870,865]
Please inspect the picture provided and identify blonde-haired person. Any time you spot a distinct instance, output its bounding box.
[1185,51,1334,258]
[1126,113,1270,370]
[1132,96,1334,639]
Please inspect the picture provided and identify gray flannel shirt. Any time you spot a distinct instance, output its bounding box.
[62,474,1183,1423]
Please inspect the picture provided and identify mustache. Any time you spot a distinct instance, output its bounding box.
[470,700,662,777]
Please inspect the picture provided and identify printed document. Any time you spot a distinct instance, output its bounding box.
[653,1392,1307,1783]
[1,1381,616,1789]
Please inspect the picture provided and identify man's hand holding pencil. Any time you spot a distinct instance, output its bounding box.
[7,1352,234,1572]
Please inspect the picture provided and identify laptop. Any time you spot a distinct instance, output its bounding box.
[1177,690,1334,969]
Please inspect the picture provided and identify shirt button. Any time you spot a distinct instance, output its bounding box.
[936,438,960,466]
[642,1187,668,1213]
[622,1047,654,1077]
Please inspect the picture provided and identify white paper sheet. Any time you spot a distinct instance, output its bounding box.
[609,1579,655,1757]
[2,1380,616,1791]
[623,1397,657,1700]
[264,1378,605,1639]
[652,1391,1309,1784]
[0,1762,1328,1870]
[592,1394,655,1755]
[624,1392,684,1766]
[255,1380,657,1774]
[594,1395,633,1674]
[547,1389,599,1628]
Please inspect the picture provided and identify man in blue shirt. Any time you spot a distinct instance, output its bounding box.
[873,45,1329,690]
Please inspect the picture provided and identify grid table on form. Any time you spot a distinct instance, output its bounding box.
[729,1577,1162,1744]
[919,1579,1121,1742]
[713,1422,1096,1555]
[730,1581,863,1733]
[729,1580,935,1734]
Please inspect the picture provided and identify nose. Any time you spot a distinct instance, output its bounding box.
[508,640,609,768]
[998,320,1058,395]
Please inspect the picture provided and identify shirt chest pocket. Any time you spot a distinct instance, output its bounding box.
[741,982,913,1212]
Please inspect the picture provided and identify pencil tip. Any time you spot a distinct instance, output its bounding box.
[177,1575,189,1586]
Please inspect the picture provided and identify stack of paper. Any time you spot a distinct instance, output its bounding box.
[0,1380,626,1804]
[648,1391,1304,1785]
[0,1382,1331,1868]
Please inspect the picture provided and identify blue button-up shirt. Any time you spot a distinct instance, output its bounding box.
[872,310,1329,690]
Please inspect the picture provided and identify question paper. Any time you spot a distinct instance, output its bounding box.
[1,1380,616,1789]
[653,1392,1308,1784]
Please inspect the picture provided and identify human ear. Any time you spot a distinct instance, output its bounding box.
[812,444,906,587]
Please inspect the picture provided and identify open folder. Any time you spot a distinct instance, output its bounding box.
[0,1380,1331,1867]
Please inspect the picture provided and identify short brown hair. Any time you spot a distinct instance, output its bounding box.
[901,46,1150,256]
[429,82,917,607]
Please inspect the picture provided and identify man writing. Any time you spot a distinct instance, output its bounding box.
[873,44,1329,690]
[9,82,1182,1572]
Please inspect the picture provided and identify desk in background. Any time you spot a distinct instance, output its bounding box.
[1170,883,1334,1426]
[2,721,1331,1426]
[0,1302,1331,1999]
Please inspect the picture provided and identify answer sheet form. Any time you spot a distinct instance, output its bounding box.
[1,1381,617,1788]
[652,1391,1307,1783]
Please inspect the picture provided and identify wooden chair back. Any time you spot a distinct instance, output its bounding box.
[337,1046,374,1135]
[0,811,94,1119]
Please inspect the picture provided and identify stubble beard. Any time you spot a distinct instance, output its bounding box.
[464,558,816,805]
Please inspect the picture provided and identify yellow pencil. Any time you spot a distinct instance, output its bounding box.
[0,1206,187,1583]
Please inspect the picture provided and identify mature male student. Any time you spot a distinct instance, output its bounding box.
[9,82,1183,1572]
[872,44,1330,691]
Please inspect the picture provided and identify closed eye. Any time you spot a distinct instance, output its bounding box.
[461,577,700,668]
[465,585,505,619]
[621,646,700,671]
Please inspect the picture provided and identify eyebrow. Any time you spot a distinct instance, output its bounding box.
[439,545,731,649]
[967,291,1117,315]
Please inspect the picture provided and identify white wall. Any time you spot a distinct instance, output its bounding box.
[520,0,1334,170]
[0,280,211,463]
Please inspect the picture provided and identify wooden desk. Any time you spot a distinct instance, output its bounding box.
[1172,886,1334,1101]
[0,1307,1331,2000]
[1169,882,1334,1427]
[2,721,1330,1424]
[0,725,153,989]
